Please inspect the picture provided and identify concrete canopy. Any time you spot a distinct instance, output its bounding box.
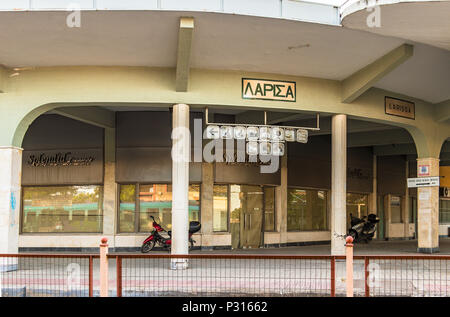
[0,9,448,105]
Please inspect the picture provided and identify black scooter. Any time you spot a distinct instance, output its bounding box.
[348,213,380,243]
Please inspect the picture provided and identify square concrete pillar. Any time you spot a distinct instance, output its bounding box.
[276,150,288,246]
[171,104,190,269]
[0,146,22,256]
[200,162,214,249]
[102,128,117,248]
[331,114,347,255]
[417,157,440,253]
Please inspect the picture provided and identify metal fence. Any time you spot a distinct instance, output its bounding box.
[356,256,450,297]
[114,255,334,297]
[0,253,449,297]
[0,254,96,297]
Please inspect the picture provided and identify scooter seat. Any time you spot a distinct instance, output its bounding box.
[189,221,201,234]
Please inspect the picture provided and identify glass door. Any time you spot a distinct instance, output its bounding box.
[230,185,264,249]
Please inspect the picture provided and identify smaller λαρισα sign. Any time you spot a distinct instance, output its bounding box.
[385,96,415,119]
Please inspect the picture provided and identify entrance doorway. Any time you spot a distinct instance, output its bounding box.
[230,185,264,249]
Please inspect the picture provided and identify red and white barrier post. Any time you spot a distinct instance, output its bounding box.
[346,236,354,297]
[100,237,109,297]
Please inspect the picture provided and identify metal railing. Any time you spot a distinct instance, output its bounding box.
[113,255,334,297]
[0,254,97,297]
[0,253,449,297]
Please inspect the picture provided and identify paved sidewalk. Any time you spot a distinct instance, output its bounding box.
[184,238,450,256]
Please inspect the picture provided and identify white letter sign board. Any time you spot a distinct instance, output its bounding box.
[407,177,440,188]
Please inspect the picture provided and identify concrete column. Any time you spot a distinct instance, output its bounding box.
[276,149,288,246]
[0,146,22,257]
[200,162,214,249]
[369,154,377,214]
[171,104,190,269]
[331,114,347,255]
[404,161,410,238]
[102,128,116,248]
[417,157,440,253]
[369,154,377,238]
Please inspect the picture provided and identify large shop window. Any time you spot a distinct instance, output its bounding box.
[22,186,103,233]
[440,199,450,224]
[119,184,200,233]
[346,193,368,228]
[287,188,327,231]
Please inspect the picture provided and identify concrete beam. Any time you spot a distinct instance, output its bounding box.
[348,129,413,148]
[435,100,450,123]
[52,106,115,129]
[341,44,414,103]
[175,17,195,92]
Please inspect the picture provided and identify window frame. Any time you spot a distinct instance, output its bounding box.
[21,184,104,234]
[212,183,230,233]
[286,186,328,232]
[439,198,450,224]
[117,182,202,234]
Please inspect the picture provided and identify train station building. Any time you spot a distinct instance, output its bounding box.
[0,0,449,256]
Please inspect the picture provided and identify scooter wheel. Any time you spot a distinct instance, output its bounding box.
[141,240,155,253]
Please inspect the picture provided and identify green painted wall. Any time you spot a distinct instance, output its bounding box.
[0,66,447,157]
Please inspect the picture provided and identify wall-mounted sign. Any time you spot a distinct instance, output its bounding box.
[27,152,95,167]
[407,177,440,188]
[385,96,415,119]
[242,78,296,102]
[418,165,430,177]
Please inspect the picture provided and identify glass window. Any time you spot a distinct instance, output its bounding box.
[440,199,450,223]
[287,188,327,231]
[213,185,228,232]
[346,193,368,228]
[137,184,200,233]
[22,186,103,233]
[119,184,136,233]
[390,196,402,223]
[264,187,275,231]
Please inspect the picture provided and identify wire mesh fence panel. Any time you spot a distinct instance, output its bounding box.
[0,255,93,297]
[365,258,450,297]
[1,254,449,297]
[118,256,332,297]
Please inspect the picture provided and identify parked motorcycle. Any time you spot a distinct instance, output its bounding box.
[141,216,201,253]
[348,213,380,243]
